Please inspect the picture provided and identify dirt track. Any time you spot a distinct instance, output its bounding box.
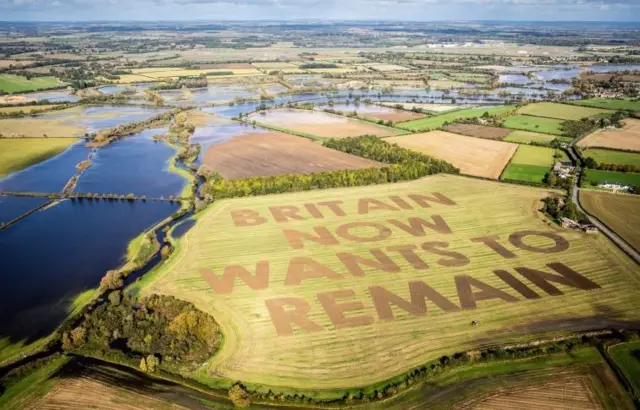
[203,131,383,179]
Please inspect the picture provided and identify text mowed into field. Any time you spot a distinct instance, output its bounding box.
[248,108,399,138]
[387,131,517,179]
[203,132,382,179]
[148,175,640,389]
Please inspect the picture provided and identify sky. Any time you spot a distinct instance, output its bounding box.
[1,0,640,22]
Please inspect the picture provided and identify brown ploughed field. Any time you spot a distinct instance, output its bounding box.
[443,123,512,140]
[203,131,383,179]
[363,110,425,123]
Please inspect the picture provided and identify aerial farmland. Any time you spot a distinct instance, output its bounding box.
[0,17,639,410]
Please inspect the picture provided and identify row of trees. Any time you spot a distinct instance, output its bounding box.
[152,74,208,90]
[200,136,458,201]
[583,157,639,173]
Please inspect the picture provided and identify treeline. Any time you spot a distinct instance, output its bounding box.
[323,135,458,171]
[299,62,338,69]
[583,157,639,173]
[66,293,221,376]
[200,136,458,202]
[0,103,76,119]
[229,331,630,407]
[152,74,208,90]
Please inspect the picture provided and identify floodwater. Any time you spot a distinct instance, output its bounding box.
[249,108,349,126]
[0,199,180,341]
[190,122,270,163]
[0,196,49,224]
[323,102,400,115]
[499,74,530,84]
[23,90,80,103]
[160,85,256,106]
[587,64,640,73]
[75,128,187,198]
[0,142,90,193]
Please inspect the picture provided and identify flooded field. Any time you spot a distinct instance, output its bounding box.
[248,108,399,138]
[323,102,424,122]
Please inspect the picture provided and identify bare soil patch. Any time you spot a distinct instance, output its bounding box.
[30,376,187,410]
[366,110,424,123]
[578,119,640,152]
[387,131,517,178]
[458,374,603,410]
[443,124,512,140]
[204,131,382,179]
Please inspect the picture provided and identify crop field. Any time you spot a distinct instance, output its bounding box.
[581,169,640,188]
[202,132,382,179]
[504,130,571,145]
[398,106,516,131]
[502,115,565,136]
[387,131,516,178]
[326,103,424,123]
[578,119,640,152]
[610,342,640,396]
[0,74,65,93]
[377,348,632,410]
[501,145,562,183]
[443,124,511,140]
[580,191,640,251]
[517,102,612,121]
[248,108,400,138]
[146,175,640,390]
[0,138,78,178]
[570,98,640,112]
[581,149,640,167]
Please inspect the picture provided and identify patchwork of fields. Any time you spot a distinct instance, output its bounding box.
[387,131,517,179]
[501,145,562,184]
[397,106,516,131]
[147,175,640,389]
[570,98,640,112]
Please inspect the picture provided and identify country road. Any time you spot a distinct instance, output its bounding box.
[568,146,640,265]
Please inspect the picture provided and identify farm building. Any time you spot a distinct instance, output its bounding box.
[599,183,632,191]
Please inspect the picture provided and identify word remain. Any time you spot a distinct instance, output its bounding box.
[264,262,601,336]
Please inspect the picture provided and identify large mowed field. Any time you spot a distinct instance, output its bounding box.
[387,131,516,179]
[146,175,640,390]
[0,74,66,93]
[517,102,612,121]
[580,191,640,251]
[202,132,382,179]
[0,138,78,178]
[397,106,516,131]
[578,119,640,152]
[502,115,565,136]
[248,109,400,138]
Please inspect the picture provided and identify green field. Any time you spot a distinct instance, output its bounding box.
[502,115,565,136]
[517,102,612,121]
[0,74,65,93]
[504,130,567,144]
[501,145,566,184]
[581,169,640,188]
[0,138,77,178]
[610,342,640,397]
[582,149,640,167]
[144,174,640,391]
[501,163,549,183]
[397,105,516,131]
[570,98,640,112]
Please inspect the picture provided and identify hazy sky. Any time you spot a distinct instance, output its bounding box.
[2,0,640,22]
